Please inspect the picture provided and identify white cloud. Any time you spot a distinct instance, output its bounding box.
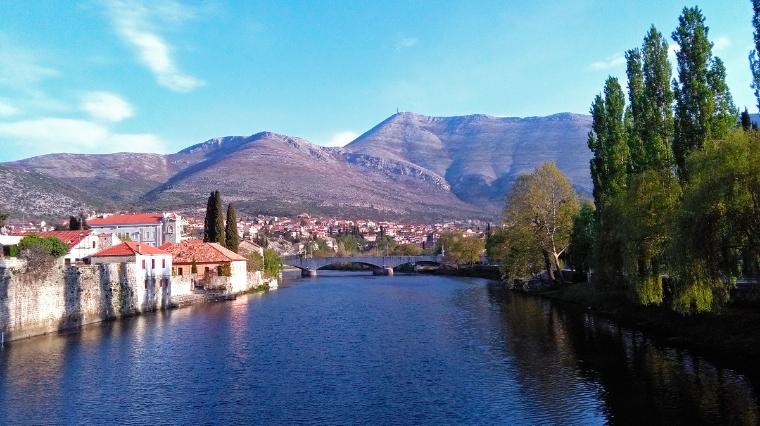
[395,37,419,51]
[0,34,59,92]
[323,131,359,147]
[589,53,625,70]
[81,91,135,122]
[713,36,731,51]
[105,0,203,92]
[0,101,18,117]
[0,117,167,155]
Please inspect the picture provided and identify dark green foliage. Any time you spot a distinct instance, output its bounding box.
[672,6,736,180]
[568,202,596,273]
[214,191,225,247]
[588,77,629,209]
[18,235,70,257]
[69,215,82,231]
[263,248,283,278]
[741,107,752,131]
[750,0,760,111]
[640,26,674,170]
[203,192,214,242]
[218,263,232,277]
[0,211,7,228]
[625,48,646,173]
[225,203,239,252]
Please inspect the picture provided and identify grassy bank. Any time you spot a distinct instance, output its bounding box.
[539,283,760,377]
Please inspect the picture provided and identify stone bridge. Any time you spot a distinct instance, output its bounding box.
[282,255,443,277]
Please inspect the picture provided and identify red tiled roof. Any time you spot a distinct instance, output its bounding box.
[21,230,92,249]
[160,239,246,264]
[92,241,169,257]
[88,213,164,226]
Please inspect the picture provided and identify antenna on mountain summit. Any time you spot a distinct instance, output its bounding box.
[396,107,399,114]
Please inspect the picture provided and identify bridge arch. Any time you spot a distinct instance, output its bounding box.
[282,255,443,277]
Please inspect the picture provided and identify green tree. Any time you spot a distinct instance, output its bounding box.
[625,48,646,173]
[438,233,484,266]
[19,235,70,257]
[567,201,596,273]
[501,163,580,283]
[588,77,629,208]
[750,0,760,111]
[741,107,753,131]
[669,130,760,314]
[214,191,226,247]
[392,243,423,256]
[641,25,674,170]
[203,192,215,242]
[263,248,283,278]
[69,215,82,231]
[0,211,7,229]
[225,203,239,252]
[672,6,736,180]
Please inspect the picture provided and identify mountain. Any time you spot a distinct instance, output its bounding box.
[344,112,593,206]
[1,112,594,221]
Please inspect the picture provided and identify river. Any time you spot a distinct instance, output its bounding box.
[1,272,758,424]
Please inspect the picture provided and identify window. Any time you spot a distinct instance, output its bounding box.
[92,241,96,249]
[142,259,146,269]
[162,259,166,268]
[178,267,183,276]
[151,259,155,269]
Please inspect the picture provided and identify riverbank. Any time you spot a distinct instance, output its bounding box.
[538,283,760,377]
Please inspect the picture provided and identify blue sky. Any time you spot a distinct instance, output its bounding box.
[0,0,755,161]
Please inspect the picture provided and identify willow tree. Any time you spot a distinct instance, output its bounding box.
[670,130,760,314]
[502,163,579,284]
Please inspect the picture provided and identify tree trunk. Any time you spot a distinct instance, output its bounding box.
[552,251,565,285]
[543,250,555,282]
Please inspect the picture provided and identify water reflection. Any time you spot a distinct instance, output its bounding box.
[487,286,760,425]
[0,274,758,424]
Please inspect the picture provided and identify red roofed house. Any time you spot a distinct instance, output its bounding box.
[88,213,183,247]
[90,241,173,278]
[160,239,249,292]
[22,230,119,265]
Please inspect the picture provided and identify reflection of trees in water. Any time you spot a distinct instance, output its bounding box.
[486,285,760,425]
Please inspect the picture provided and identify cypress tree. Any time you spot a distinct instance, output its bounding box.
[214,191,226,246]
[69,215,81,231]
[641,26,674,170]
[750,0,760,111]
[742,107,753,131]
[225,203,239,252]
[203,192,215,242]
[672,6,735,179]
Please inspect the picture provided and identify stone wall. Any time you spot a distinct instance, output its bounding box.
[0,263,172,342]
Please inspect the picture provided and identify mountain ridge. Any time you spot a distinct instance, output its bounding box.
[1,112,593,221]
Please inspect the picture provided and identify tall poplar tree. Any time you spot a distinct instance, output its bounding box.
[641,26,674,170]
[213,190,226,247]
[588,76,628,209]
[225,203,239,252]
[750,0,760,111]
[672,6,736,180]
[625,48,646,173]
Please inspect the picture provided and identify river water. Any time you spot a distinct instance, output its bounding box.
[1,272,759,424]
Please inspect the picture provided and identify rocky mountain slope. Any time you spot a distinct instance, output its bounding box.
[1,112,593,221]
[345,112,593,205]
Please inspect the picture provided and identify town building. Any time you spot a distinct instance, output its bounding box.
[90,241,173,279]
[160,239,248,292]
[88,213,183,247]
